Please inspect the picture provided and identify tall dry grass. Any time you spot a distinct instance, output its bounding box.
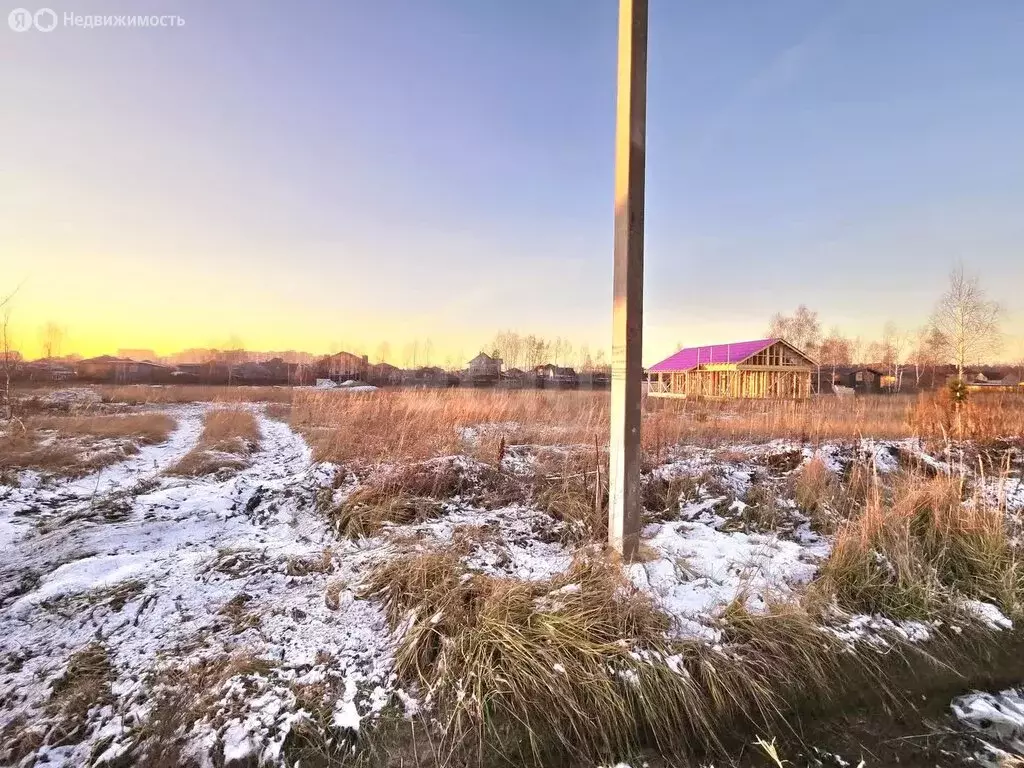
[816,473,1022,619]
[362,548,899,766]
[167,408,261,476]
[292,389,1024,466]
[98,385,293,405]
[0,413,177,478]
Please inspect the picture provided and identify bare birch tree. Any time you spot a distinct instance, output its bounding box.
[881,322,910,392]
[767,305,822,357]
[818,327,852,386]
[1,293,18,420]
[909,326,944,389]
[929,266,1002,381]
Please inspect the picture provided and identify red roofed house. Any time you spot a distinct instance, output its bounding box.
[647,338,816,399]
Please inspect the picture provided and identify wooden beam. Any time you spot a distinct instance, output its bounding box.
[609,0,648,562]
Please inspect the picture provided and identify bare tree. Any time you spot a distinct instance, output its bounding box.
[909,326,944,389]
[222,335,246,385]
[930,266,1002,381]
[489,330,523,370]
[39,322,66,360]
[576,344,594,372]
[818,327,852,389]
[767,305,822,357]
[880,322,910,392]
[376,341,391,365]
[403,340,421,370]
[1,298,18,421]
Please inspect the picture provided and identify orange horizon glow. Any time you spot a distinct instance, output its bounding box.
[4,4,1024,369]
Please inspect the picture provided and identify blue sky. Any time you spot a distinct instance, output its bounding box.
[2,0,1022,362]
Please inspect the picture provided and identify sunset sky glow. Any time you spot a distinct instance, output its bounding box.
[3,0,1023,364]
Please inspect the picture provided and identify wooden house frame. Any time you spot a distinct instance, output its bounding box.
[647,338,815,399]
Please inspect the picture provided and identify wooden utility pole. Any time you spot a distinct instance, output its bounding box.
[608,0,647,561]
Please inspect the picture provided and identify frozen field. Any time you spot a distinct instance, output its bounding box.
[2,392,1024,767]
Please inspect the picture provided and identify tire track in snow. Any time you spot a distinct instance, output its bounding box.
[0,410,391,768]
[0,405,207,592]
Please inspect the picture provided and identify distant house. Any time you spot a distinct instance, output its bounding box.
[317,351,370,382]
[501,368,528,388]
[171,361,225,383]
[648,338,815,399]
[974,369,1009,384]
[533,364,578,388]
[368,362,402,385]
[578,368,611,390]
[260,357,294,384]
[403,366,450,387]
[965,368,1023,392]
[826,366,884,395]
[234,362,275,384]
[117,349,159,363]
[76,356,173,384]
[77,355,126,380]
[464,353,503,385]
[21,360,75,382]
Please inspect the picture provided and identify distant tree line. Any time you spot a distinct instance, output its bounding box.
[486,330,609,373]
[764,266,1006,391]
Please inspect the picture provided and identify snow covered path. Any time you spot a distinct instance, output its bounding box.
[0,409,397,767]
[0,404,205,558]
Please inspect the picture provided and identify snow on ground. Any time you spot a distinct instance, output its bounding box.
[0,408,398,766]
[628,506,828,641]
[407,503,572,581]
[34,388,104,410]
[0,405,205,558]
[952,687,1024,765]
[1,410,1020,765]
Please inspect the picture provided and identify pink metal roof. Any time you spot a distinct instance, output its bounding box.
[648,338,778,373]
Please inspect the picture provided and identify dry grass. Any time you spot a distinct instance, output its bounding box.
[790,456,841,533]
[293,389,1024,468]
[98,384,293,405]
[167,408,260,476]
[0,413,176,478]
[816,473,1023,619]
[532,448,609,543]
[361,548,901,766]
[293,389,607,465]
[1,643,115,763]
[122,653,276,766]
[329,458,520,538]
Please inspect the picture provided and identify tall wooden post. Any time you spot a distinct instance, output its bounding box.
[609,0,648,561]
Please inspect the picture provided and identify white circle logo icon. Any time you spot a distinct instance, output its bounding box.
[8,8,34,31]
[34,8,57,31]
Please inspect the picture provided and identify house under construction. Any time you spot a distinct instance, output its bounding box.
[647,338,815,399]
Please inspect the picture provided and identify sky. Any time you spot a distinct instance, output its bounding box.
[2,0,1023,365]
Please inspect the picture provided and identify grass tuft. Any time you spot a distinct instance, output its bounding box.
[329,457,522,538]
[532,449,608,543]
[360,548,899,766]
[816,474,1023,619]
[167,407,260,476]
[791,456,840,533]
[124,653,276,766]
